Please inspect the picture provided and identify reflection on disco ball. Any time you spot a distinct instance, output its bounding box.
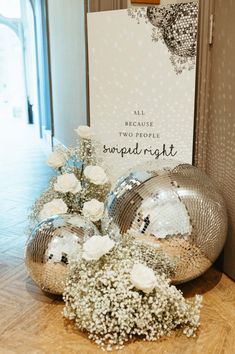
[104,161,227,283]
[25,214,99,295]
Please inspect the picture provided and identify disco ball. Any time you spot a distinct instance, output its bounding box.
[105,161,227,283]
[25,214,99,295]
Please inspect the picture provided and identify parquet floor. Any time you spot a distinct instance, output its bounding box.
[0,118,235,354]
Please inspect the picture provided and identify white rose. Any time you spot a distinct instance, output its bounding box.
[47,151,66,169]
[39,199,68,220]
[82,235,115,261]
[82,199,104,222]
[54,173,81,194]
[84,165,108,185]
[74,125,93,139]
[130,263,157,294]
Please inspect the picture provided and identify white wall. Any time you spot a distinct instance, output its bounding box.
[47,0,87,146]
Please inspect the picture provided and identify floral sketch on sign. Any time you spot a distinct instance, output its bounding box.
[127,2,198,74]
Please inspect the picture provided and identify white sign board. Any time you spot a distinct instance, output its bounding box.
[88,3,198,178]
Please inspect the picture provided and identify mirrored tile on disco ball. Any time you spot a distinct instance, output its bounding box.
[25,214,99,294]
[105,160,227,283]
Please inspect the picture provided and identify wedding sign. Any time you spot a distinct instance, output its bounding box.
[88,3,198,177]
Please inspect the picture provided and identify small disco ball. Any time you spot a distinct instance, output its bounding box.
[25,214,99,295]
[105,160,227,283]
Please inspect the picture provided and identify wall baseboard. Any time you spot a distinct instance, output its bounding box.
[39,128,53,156]
[52,135,66,148]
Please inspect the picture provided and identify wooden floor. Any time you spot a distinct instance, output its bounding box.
[1,119,235,354]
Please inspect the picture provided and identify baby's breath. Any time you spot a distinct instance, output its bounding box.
[63,236,202,350]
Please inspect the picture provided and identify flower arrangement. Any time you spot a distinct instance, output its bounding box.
[26,125,203,351]
[63,235,202,351]
[28,126,110,230]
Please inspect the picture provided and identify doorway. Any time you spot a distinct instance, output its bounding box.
[0,0,52,143]
[0,23,27,123]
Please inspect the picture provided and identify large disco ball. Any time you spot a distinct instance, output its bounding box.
[105,161,227,283]
[25,214,99,295]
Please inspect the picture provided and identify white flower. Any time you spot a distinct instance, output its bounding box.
[130,263,157,294]
[54,173,81,194]
[84,165,108,185]
[74,125,93,139]
[47,151,66,169]
[82,235,115,261]
[82,199,104,222]
[39,199,68,220]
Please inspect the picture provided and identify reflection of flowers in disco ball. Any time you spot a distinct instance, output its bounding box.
[105,161,227,283]
[25,214,99,294]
